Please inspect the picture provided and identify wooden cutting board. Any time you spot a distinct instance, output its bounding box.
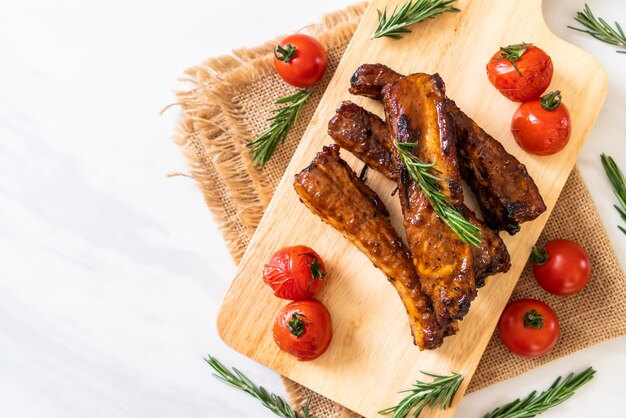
[217,0,607,416]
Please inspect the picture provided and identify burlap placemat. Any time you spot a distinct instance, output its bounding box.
[173,3,626,416]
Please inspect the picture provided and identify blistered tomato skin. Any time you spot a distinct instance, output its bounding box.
[263,246,327,300]
[273,299,333,361]
[486,44,553,102]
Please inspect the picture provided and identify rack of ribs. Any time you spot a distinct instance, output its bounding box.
[382,73,476,325]
[349,64,546,234]
[293,144,450,349]
[292,64,544,347]
[327,101,510,287]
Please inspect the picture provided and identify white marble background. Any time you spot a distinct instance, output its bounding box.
[0,0,624,417]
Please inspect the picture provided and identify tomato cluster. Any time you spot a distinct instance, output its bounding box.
[263,245,332,361]
[498,240,591,358]
[487,43,588,358]
[265,31,330,359]
[486,43,571,156]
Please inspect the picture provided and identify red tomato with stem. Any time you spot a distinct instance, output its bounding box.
[273,34,327,88]
[532,239,591,296]
[273,299,332,361]
[263,246,327,300]
[498,299,559,358]
[511,90,571,155]
[486,43,553,102]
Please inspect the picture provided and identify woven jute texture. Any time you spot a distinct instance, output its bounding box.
[173,3,626,416]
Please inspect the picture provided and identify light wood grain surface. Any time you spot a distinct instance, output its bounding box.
[217,0,607,416]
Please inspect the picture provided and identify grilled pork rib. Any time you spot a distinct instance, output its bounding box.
[349,64,546,234]
[349,63,403,99]
[327,101,397,181]
[350,63,403,98]
[328,101,510,286]
[293,145,448,349]
[446,100,547,234]
[383,73,476,325]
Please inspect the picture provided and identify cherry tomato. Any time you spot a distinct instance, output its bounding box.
[263,246,327,300]
[486,43,553,102]
[511,90,571,155]
[498,299,559,357]
[531,239,591,296]
[273,299,332,361]
[273,34,327,88]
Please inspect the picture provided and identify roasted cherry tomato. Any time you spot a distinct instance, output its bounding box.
[273,34,327,88]
[498,299,559,358]
[511,90,571,155]
[263,245,327,300]
[531,239,591,296]
[486,43,553,102]
[273,299,332,361]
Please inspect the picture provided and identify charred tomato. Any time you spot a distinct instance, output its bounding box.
[487,43,553,102]
[263,245,327,300]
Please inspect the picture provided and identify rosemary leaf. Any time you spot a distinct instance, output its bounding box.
[568,4,626,53]
[372,0,460,40]
[247,89,311,167]
[483,367,596,418]
[601,153,626,235]
[379,371,464,417]
[205,356,311,418]
[395,142,482,246]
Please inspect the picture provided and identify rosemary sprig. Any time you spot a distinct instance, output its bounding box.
[372,0,460,40]
[601,154,626,235]
[379,371,464,417]
[483,367,596,418]
[205,356,312,418]
[568,4,626,53]
[247,89,311,167]
[395,142,482,247]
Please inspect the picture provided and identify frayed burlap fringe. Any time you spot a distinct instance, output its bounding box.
[172,3,625,417]
[174,3,368,262]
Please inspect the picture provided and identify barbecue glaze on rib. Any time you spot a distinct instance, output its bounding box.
[293,145,447,349]
[327,101,394,178]
[328,101,510,285]
[349,64,546,234]
[382,73,476,325]
[447,100,547,234]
